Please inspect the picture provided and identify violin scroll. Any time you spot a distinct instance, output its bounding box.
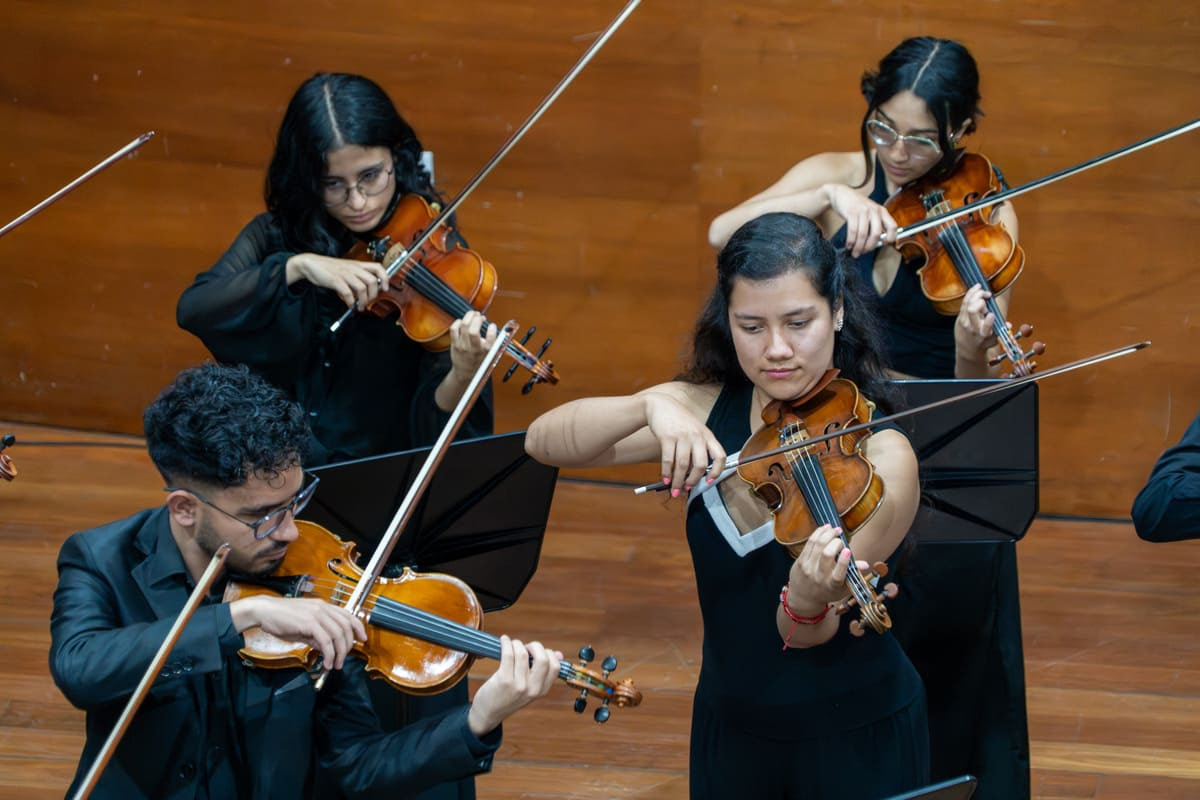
[832,562,898,636]
[568,646,643,723]
[0,434,16,482]
[986,323,1046,376]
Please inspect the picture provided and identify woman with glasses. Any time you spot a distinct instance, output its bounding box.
[709,37,1016,381]
[176,72,497,800]
[709,39,1030,800]
[178,72,496,467]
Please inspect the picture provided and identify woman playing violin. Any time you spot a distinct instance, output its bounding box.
[176,72,498,800]
[177,72,497,466]
[526,213,929,798]
[709,37,1017,380]
[711,40,1030,798]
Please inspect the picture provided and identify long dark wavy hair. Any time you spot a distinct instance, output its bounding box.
[265,72,441,255]
[857,37,981,185]
[680,213,898,412]
[144,363,312,487]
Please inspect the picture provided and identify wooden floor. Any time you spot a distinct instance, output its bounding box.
[2,421,1198,799]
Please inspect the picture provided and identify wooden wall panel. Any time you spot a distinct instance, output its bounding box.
[1,0,1197,516]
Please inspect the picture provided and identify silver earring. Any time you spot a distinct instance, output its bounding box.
[835,318,844,332]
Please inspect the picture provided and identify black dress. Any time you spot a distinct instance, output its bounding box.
[177,213,493,465]
[832,160,1032,799]
[685,380,928,799]
[177,213,493,800]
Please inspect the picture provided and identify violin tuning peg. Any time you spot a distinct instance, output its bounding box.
[534,338,552,359]
[578,645,595,664]
[849,620,866,637]
[519,326,537,345]
[1014,323,1034,340]
[881,582,899,600]
[601,655,618,673]
[573,696,587,714]
[594,704,611,724]
[521,375,540,395]
[502,362,520,382]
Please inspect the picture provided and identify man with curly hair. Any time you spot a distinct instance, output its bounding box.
[50,363,559,799]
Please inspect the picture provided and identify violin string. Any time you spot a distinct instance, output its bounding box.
[399,260,542,373]
[931,199,1025,364]
[281,577,584,684]
[364,598,583,684]
[781,424,873,605]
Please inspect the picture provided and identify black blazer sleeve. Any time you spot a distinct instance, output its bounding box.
[1131,409,1200,542]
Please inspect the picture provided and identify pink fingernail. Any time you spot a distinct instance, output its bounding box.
[670,488,679,498]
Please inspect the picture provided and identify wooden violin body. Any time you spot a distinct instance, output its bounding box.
[736,374,895,635]
[738,376,883,558]
[886,152,1043,375]
[346,193,558,392]
[226,520,481,693]
[226,521,642,719]
[886,152,1025,314]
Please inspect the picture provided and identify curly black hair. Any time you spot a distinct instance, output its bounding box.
[143,363,312,487]
[679,212,898,412]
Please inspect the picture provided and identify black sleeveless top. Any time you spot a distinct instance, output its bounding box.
[686,380,922,740]
[830,160,956,378]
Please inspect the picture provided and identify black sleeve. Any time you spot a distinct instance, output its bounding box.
[1131,410,1200,542]
[408,348,496,445]
[315,661,500,799]
[176,214,324,376]
[49,532,242,709]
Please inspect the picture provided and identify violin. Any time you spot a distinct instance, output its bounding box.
[225,520,642,722]
[885,152,1044,377]
[1,434,16,481]
[735,371,896,636]
[347,193,560,394]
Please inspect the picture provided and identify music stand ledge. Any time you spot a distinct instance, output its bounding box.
[892,379,1039,543]
[302,431,559,612]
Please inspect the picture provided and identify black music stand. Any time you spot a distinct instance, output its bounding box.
[891,380,1039,543]
[301,431,559,612]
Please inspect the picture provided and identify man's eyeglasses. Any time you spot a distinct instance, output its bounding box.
[322,166,394,207]
[167,474,321,540]
[865,119,942,161]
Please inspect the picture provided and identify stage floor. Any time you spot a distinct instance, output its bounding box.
[2,422,1198,799]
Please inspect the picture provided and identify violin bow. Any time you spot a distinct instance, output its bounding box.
[882,117,1200,246]
[331,0,642,334]
[633,340,1150,494]
[70,544,231,800]
[312,323,515,689]
[0,131,155,239]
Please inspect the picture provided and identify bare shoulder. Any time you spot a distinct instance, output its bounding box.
[863,428,918,483]
[775,150,871,192]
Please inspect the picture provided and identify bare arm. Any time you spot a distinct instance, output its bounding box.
[708,152,894,255]
[524,382,725,492]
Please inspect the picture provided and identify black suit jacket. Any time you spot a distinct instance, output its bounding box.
[49,507,499,799]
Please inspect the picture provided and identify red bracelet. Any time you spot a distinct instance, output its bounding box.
[779,585,830,624]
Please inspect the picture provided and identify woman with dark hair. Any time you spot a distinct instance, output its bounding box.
[526,213,929,798]
[178,72,496,466]
[709,36,1015,381]
[710,39,1030,799]
[176,73,497,800]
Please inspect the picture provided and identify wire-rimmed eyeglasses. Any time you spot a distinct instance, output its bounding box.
[166,473,320,540]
